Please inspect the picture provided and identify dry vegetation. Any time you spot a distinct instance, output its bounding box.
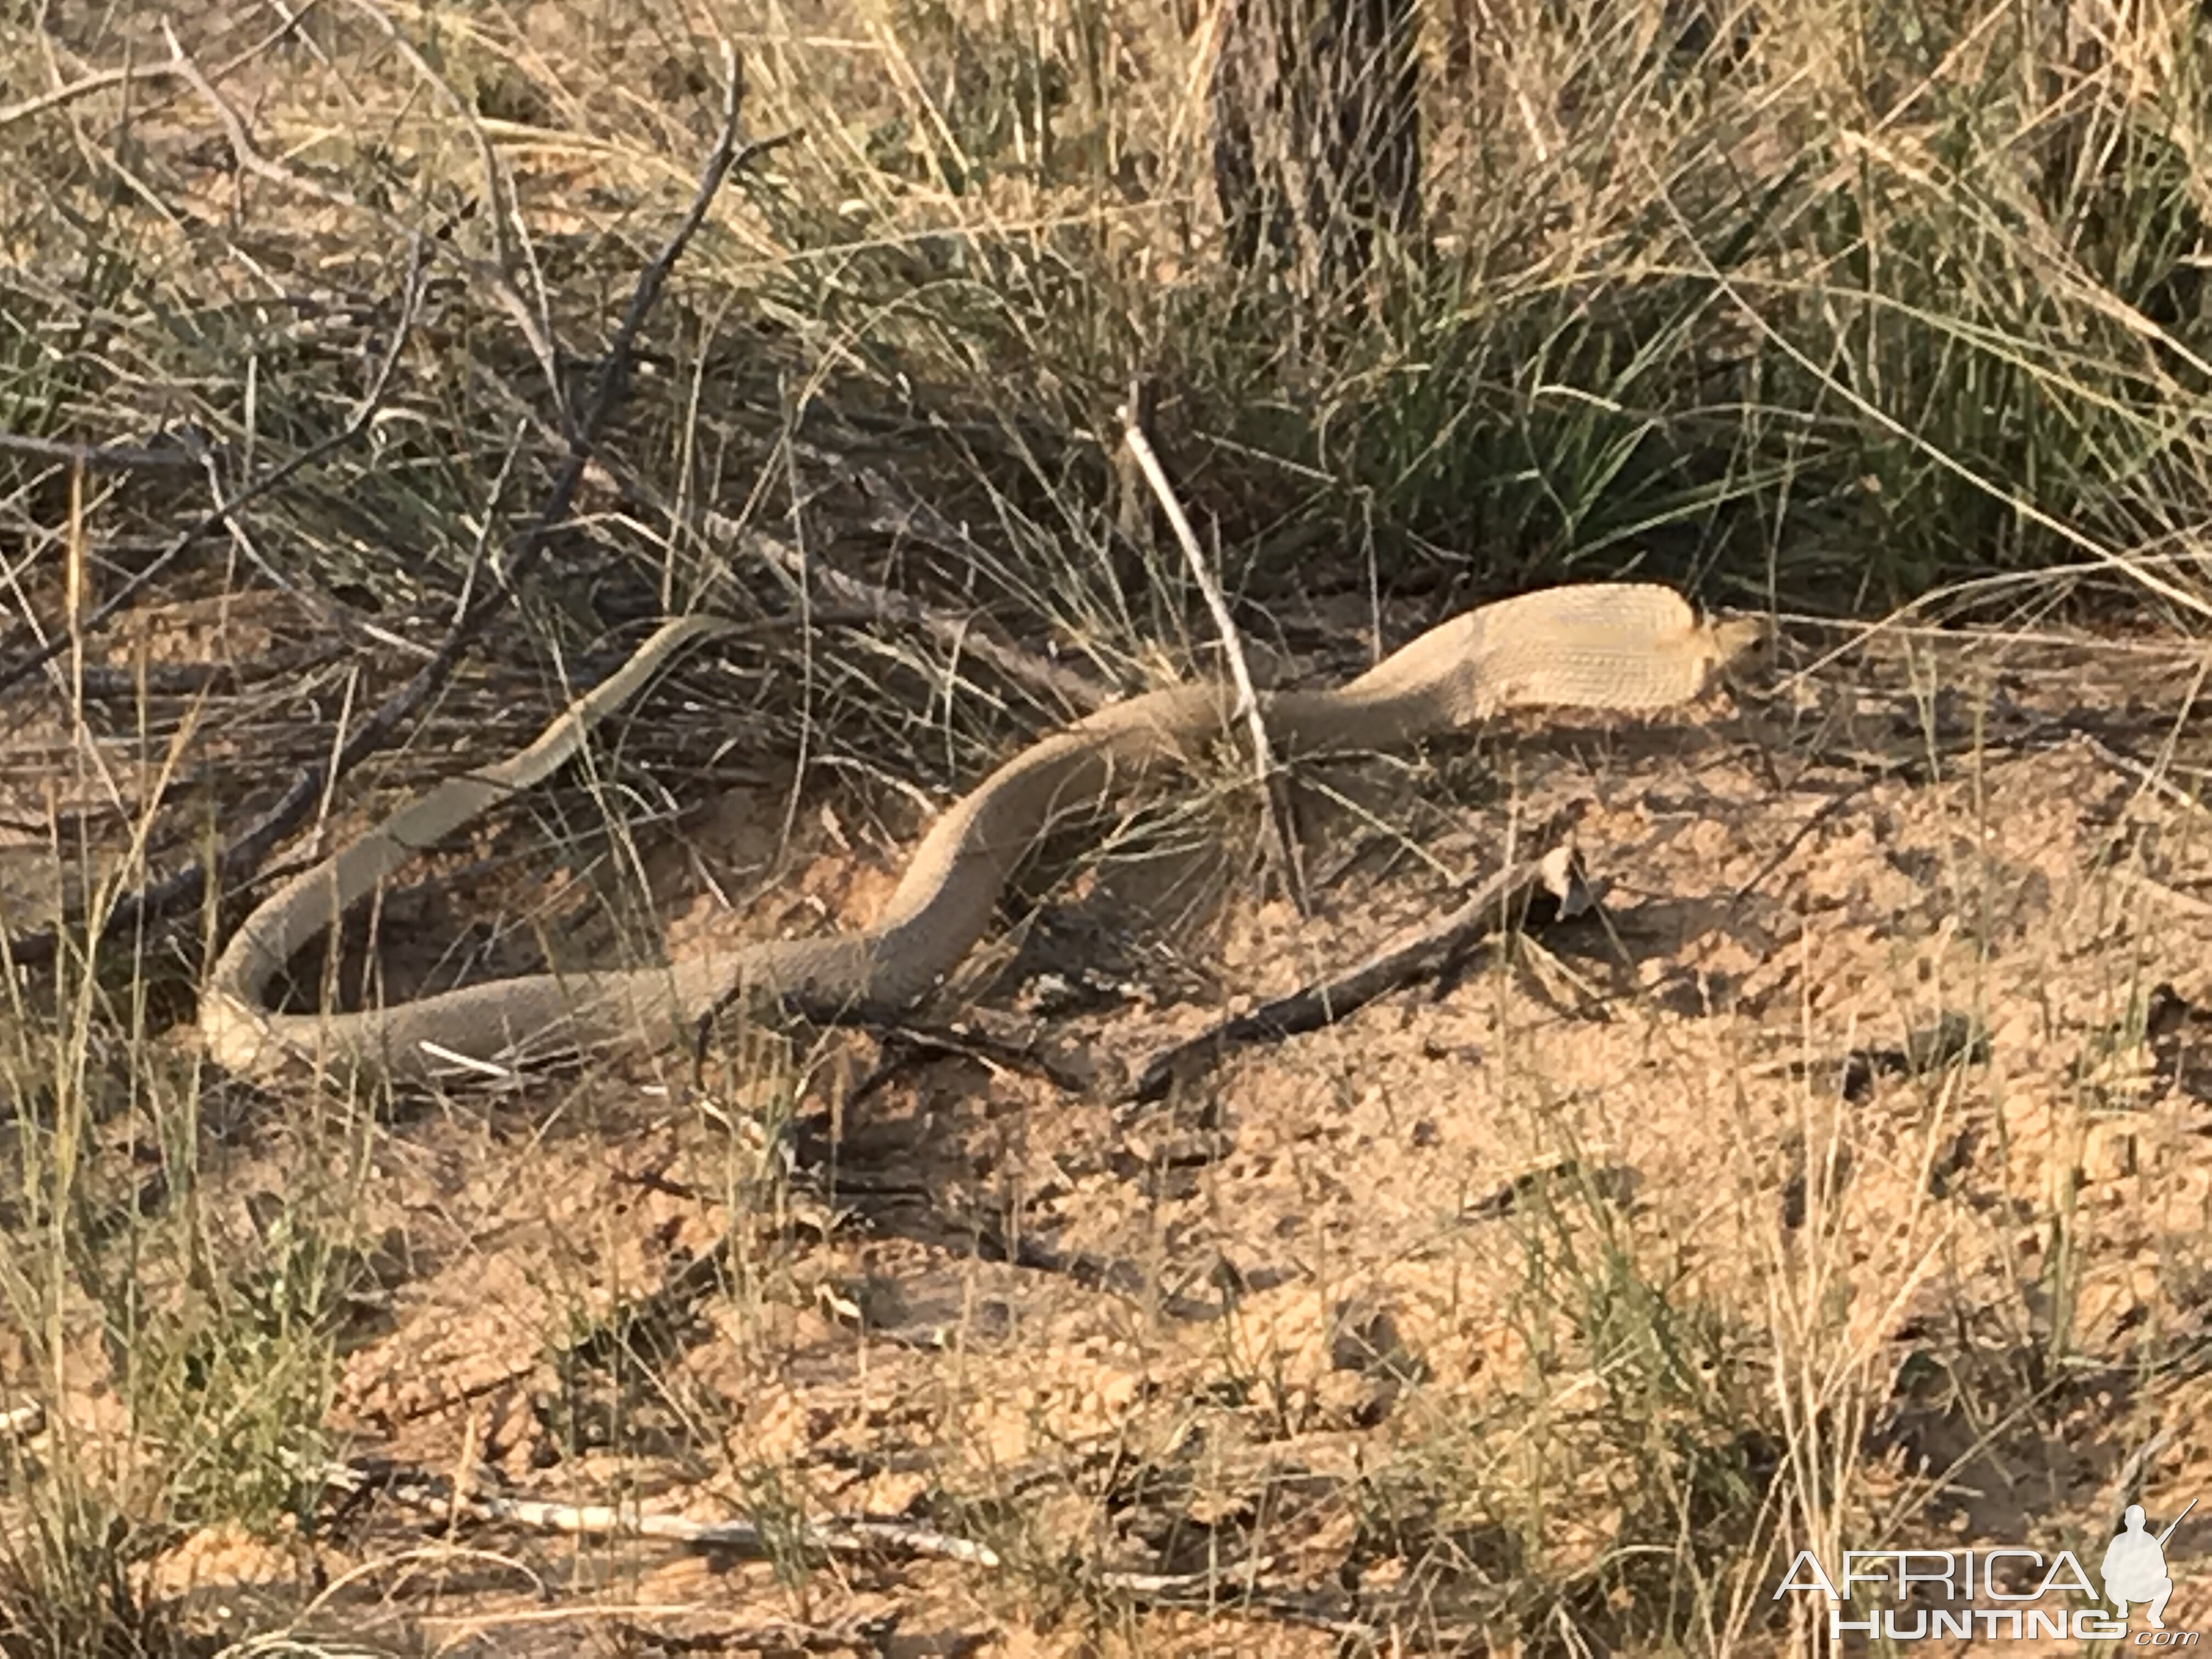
[6,0,2212,1653]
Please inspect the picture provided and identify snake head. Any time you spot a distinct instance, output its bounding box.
[1700,611,1774,695]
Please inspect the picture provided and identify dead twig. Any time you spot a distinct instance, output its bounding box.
[0,432,202,471]
[331,1455,1382,1637]
[0,4,323,130]
[1119,407,1308,913]
[1132,843,1593,1102]
[334,1458,1003,1567]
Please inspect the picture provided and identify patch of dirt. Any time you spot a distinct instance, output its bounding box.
[16,616,2212,1654]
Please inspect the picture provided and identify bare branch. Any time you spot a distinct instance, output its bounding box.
[1133,842,1593,1102]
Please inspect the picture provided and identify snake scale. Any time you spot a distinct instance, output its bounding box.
[200,582,1765,1086]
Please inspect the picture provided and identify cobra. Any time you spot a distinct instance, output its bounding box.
[200,582,1764,1086]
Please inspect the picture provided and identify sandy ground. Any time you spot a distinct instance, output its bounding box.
[10,602,2212,1655]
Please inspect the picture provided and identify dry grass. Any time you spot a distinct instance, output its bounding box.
[5,0,2212,1653]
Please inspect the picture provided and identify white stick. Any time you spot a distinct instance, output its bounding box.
[1118,409,1308,911]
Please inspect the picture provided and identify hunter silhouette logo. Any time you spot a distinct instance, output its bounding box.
[1774,1496,2198,1642]
[2104,1499,2193,1632]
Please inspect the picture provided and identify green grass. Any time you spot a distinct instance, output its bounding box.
[6,0,2212,1652]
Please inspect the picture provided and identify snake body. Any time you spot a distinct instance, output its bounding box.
[201,583,1763,1086]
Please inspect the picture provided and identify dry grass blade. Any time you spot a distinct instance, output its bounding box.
[0,432,201,471]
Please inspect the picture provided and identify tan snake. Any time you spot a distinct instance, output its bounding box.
[200,582,1764,1086]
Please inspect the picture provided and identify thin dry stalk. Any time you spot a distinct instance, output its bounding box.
[336,1455,1382,1637]
[1119,407,1308,911]
[337,1458,1003,1566]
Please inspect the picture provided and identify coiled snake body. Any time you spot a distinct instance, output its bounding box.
[201,582,1763,1086]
